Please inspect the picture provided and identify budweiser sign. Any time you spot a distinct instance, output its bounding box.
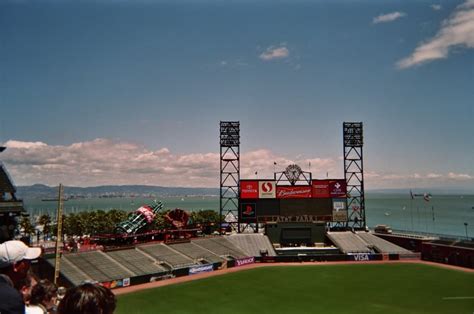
[276,186,312,198]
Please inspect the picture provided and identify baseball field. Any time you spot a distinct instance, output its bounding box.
[116,263,474,314]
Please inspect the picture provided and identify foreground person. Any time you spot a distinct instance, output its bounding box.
[0,240,42,314]
[57,283,116,314]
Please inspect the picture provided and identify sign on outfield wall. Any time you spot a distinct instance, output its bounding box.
[259,181,276,198]
[348,253,375,261]
[332,198,348,222]
[277,186,312,198]
[240,180,258,198]
[235,256,255,267]
[189,264,214,275]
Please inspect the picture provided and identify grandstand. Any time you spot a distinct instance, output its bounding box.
[193,237,247,259]
[327,232,373,254]
[106,249,168,276]
[46,257,92,286]
[356,232,412,254]
[137,243,196,269]
[226,234,276,257]
[168,242,224,264]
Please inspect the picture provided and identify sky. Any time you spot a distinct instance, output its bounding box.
[0,0,473,189]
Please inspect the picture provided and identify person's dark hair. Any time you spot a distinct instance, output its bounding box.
[57,283,116,314]
[30,279,57,305]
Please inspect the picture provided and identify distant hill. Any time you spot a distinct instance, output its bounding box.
[16,184,219,199]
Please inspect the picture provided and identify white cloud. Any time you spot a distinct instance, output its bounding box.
[448,172,473,180]
[1,139,339,187]
[431,4,442,11]
[259,45,290,61]
[397,0,474,68]
[373,11,407,24]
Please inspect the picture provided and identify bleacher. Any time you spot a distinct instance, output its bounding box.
[193,237,247,259]
[137,243,196,268]
[64,251,134,282]
[46,257,92,286]
[226,234,276,257]
[168,242,224,264]
[327,232,372,254]
[356,232,412,254]
[106,248,167,276]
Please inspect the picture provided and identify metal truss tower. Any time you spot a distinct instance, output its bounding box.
[219,121,241,232]
[343,122,366,230]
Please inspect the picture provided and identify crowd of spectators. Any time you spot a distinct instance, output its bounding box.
[1,240,116,314]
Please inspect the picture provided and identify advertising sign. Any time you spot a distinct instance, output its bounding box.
[332,198,348,222]
[276,186,312,199]
[235,256,255,267]
[240,202,256,219]
[189,264,214,275]
[122,278,130,287]
[312,180,330,198]
[259,181,276,199]
[329,180,347,198]
[240,180,258,199]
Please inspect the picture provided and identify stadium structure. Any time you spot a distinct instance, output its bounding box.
[0,124,473,291]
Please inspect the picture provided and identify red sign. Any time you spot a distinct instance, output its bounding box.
[276,186,312,198]
[329,180,347,197]
[312,180,330,198]
[240,181,258,198]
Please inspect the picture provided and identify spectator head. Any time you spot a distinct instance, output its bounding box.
[58,283,116,314]
[30,279,58,311]
[17,270,38,303]
[0,240,41,289]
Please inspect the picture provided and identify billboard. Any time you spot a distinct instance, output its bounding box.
[277,186,312,199]
[312,180,330,198]
[329,180,347,197]
[332,198,348,222]
[240,180,258,199]
[240,202,256,220]
[258,181,276,199]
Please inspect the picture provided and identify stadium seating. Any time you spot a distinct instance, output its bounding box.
[168,242,224,264]
[137,243,196,268]
[106,249,168,275]
[193,237,247,259]
[356,232,412,254]
[327,232,372,254]
[62,251,134,283]
[46,257,92,286]
[226,234,276,257]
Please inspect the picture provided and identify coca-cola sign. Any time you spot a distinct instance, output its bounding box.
[259,181,276,198]
[240,180,258,199]
[276,186,312,199]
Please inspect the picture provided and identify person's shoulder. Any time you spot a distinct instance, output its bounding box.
[25,305,46,314]
[0,280,25,313]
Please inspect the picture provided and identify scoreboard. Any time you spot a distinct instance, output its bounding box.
[239,179,348,223]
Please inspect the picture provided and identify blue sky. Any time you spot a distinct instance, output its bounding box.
[0,0,473,188]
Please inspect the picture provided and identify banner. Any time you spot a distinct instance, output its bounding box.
[259,181,276,198]
[329,180,347,197]
[348,253,376,261]
[312,180,330,198]
[332,198,347,222]
[240,181,258,198]
[235,256,255,267]
[189,264,214,275]
[277,186,312,199]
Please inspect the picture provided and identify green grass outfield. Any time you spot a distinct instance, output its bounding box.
[116,263,474,314]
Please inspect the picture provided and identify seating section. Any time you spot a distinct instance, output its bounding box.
[106,249,167,275]
[64,251,134,282]
[47,257,92,286]
[226,234,276,257]
[193,237,247,259]
[327,232,372,254]
[168,242,224,263]
[137,243,195,268]
[356,232,411,254]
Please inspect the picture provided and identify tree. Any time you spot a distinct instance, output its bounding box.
[19,216,35,239]
[38,214,52,240]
